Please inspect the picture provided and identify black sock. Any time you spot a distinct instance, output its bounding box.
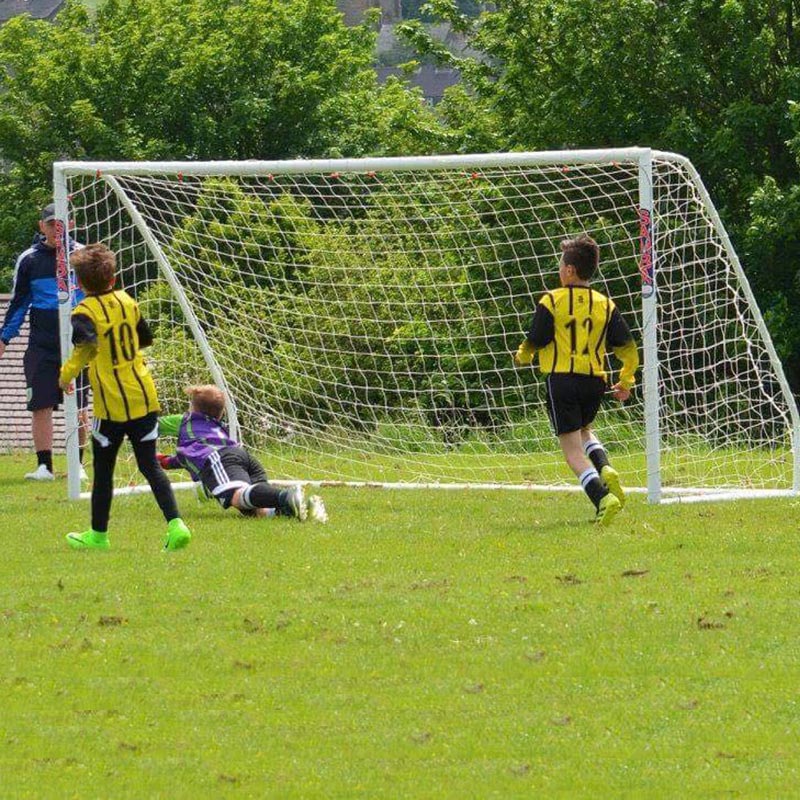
[584,438,610,473]
[79,447,85,464]
[36,450,53,473]
[579,467,608,509]
[132,440,179,523]
[241,482,284,510]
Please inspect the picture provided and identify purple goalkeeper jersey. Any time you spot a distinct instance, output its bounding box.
[159,411,239,479]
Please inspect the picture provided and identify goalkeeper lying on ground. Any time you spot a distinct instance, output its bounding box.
[157,384,327,522]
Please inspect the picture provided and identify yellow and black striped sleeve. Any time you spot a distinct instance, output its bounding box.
[516,295,555,366]
[60,314,98,385]
[606,307,640,389]
[526,296,555,348]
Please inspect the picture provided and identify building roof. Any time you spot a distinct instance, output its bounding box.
[0,294,67,452]
[377,64,461,102]
[0,1,64,23]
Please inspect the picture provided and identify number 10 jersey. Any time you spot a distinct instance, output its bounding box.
[63,289,160,421]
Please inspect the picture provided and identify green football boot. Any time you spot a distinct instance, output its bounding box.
[600,465,625,508]
[595,493,622,527]
[66,529,110,551]
[164,518,192,551]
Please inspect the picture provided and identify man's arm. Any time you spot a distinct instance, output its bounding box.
[0,254,33,355]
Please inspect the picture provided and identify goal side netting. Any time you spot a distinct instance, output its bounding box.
[54,149,800,503]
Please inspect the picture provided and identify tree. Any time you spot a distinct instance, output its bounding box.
[399,0,800,389]
[0,0,449,285]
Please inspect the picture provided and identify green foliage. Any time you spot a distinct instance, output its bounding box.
[398,0,800,390]
[161,173,592,430]
[0,0,450,286]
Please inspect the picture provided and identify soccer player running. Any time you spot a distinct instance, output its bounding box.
[514,234,640,526]
[59,244,191,551]
[156,384,327,523]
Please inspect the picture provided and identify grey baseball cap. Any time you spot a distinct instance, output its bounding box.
[40,203,56,222]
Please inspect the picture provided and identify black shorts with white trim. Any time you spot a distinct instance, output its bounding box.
[544,373,606,436]
[199,445,269,509]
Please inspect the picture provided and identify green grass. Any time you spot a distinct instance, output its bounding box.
[1,452,798,797]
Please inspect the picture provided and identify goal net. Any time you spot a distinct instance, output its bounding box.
[55,149,799,503]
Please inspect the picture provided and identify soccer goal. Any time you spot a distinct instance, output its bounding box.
[54,148,800,504]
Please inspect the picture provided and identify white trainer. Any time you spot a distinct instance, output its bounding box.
[25,464,55,481]
[284,485,308,521]
[307,495,328,524]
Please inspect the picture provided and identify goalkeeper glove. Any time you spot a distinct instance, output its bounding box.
[156,453,174,470]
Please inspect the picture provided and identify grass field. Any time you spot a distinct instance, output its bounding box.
[1,452,799,798]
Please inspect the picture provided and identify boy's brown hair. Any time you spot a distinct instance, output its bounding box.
[71,243,116,294]
[560,234,600,281]
[187,384,226,419]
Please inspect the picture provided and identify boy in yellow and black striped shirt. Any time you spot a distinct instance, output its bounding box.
[515,234,639,525]
[59,244,191,551]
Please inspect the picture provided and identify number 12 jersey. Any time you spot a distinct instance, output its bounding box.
[63,289,160,421]
[526,286,637,385]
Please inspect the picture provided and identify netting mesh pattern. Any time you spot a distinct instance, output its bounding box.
[63,154,795,491]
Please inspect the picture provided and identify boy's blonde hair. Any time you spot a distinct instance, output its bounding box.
[71,243,116,294]
[186,384,226,419]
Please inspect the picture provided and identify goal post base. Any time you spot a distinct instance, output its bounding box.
[84,480,797,504]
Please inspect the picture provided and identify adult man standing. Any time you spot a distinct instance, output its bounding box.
[0,204,88,480]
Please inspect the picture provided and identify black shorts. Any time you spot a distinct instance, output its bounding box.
[199,446,268,509]
[24,345,61,411]
[23,345,90,412]
[91,412,160,450]
[545,373,606,436]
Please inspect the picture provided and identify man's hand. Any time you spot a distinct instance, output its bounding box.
[611,382,631,402]
[60,380,74,394]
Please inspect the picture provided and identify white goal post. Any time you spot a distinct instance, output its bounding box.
[54,148,800,504]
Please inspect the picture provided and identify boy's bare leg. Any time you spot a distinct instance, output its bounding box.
[558,430,618,522]
[25,408,55,479]
[31,408,53,452]
[559,430,592,478]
